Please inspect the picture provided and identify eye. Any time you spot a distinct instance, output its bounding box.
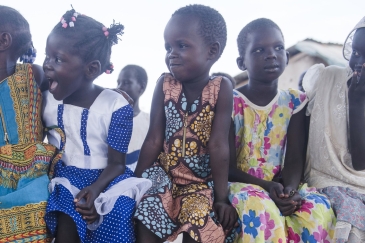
[253,48,263,53]
[55,57,62,63]
[352,50,360,57]
[179,43,187,49]
[275,46,284,51]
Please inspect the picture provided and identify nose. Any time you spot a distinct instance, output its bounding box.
[167,48,178,59]
[265,48,277,61]
[43,58,53,71]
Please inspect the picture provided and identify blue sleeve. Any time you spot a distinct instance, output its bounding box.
[107,105,133,153]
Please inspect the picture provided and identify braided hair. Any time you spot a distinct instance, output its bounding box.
[237,18,284,57]
[51,8,124,74]
[172,4,227,56]
[0,5,32,60]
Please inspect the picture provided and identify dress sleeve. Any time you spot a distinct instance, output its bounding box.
[302,64,325,116]
[107,104,133,153]
[288,89,308,114]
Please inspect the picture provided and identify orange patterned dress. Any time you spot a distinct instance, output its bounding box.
[135,74,231,243]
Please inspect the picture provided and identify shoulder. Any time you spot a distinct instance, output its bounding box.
[284,89,308,114]
[94,89,132,114]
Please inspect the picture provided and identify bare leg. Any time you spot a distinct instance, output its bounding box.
[55,212,80,243]
[182,232,199,243]
[135,220,164,243]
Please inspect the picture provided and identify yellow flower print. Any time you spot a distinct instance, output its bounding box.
[268,125,286,145]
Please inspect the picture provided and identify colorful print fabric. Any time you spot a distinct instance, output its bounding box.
[135,74,230,243]
[229,89,336,242]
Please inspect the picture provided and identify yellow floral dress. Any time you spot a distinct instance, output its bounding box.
[229,89,336,243]
[135,74,232,243]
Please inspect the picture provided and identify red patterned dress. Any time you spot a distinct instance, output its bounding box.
[135,74,231,243]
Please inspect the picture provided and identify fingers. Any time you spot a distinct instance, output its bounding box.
[274,185,284,198]
[74,189,88,203]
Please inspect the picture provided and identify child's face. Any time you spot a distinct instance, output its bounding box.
[239,27,288,83]
[164,15,211,82]
[117,70,143,102]
[349,28,365,77]
[43,33,87,101]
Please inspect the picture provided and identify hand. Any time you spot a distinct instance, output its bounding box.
[349,64,365,107]
[74,186,100,224]
[266,181,298,216]
[213,201,238,234]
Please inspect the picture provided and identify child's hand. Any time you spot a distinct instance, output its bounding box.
[266,181,298,216]
[74,186,99,224]
[349,64,365,106]
[213,201,238,233]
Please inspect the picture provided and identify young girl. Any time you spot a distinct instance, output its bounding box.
[134,4,237,243]
[0,5,57,242]
[303,16,365,242]
[42,9,151,243]
[228,18,336,242]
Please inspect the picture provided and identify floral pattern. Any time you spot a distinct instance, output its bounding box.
[229,89,336,242]
[135,74,230,243]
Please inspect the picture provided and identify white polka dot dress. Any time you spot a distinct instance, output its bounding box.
[42,90,136,243]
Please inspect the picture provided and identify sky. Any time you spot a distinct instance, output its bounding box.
[3,0,365,112]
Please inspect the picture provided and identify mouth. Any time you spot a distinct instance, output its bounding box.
[47,77,59,93]
[169,63,181,68]
[264,64,280,72]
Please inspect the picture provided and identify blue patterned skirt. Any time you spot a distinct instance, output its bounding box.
[45,161,136,243]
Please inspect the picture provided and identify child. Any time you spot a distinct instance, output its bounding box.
[117,65,149,171]
[0,5,57,242]
[134,4,237,243]
[303,16,365,242]
[42,9,151,243]
[228,18,336,242]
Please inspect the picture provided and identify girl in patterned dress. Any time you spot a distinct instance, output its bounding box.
[134,4,237,243]
[42,9,151,243]
[228,18,336,242]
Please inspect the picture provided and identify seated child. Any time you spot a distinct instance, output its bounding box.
[228,18,336,242]
[303,16,365,242]
[134,4,237,243]
[117,65,149,171]
[0,5,58,242]
[42,8,151,243]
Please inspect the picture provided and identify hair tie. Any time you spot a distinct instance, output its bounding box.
[105,63,114,74]
[60,9,80,28]
[20,44,37,64]
[102,26,109,37]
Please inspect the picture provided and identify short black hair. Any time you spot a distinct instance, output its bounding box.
[0,5,31,58]
[172,4,227,56]
[211,72,236,88]
[121,65,148,88]
[237,18,283,57]
[51,9,124,75]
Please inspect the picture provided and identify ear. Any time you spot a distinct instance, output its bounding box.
[208,42,221,60]
[139,82,147,94]
[85,60,101,80]
[0,32,12,51]
[285,51,290,66]
[236,56,246,71]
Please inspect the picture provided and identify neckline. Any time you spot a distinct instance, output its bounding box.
[55,89,107,111]
[234,89,280,110]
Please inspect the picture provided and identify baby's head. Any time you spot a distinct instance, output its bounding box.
[164,4,227,81]
[0,6,32,61]
[44,8,124,100]
[343,16,365,76]
[236,18,288,83]
[117,65,148,103]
